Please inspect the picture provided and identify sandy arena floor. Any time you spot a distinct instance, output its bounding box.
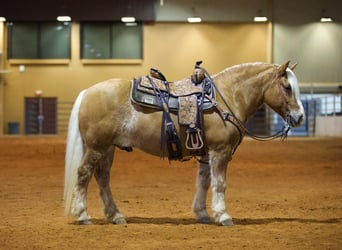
[0,136,341,249]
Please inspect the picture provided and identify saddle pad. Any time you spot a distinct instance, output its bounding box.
[178,95,197,126]
[139,76,203,97]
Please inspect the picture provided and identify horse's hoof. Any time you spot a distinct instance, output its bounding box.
[77,220,92,225]
[220,219,234,226]
[198,217,212,224]
[113,217,127,225]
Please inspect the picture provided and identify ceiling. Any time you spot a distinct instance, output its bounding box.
[0,0,155,22]
[1,0,341,23]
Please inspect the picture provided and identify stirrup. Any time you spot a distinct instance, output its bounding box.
[185,128,204,150]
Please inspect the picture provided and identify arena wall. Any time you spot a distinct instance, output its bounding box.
[316,116,342,137]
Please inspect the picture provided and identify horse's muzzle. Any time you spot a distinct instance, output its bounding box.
[288,110,305,127]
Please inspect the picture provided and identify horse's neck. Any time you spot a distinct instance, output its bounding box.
[213,63,275,123]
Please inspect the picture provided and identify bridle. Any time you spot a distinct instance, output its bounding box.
[198,64,291,145]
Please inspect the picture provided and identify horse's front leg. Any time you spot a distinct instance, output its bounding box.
[210,149,234,226]
[192,156,211,224]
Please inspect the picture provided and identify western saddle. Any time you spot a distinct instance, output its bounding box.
[131,61,216,161]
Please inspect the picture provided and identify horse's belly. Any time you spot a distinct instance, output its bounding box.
[117,109,164,155]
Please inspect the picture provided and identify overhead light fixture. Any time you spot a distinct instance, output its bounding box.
[254,9,268,22]
[320,9,333,23]
[0,17,6,22]
[57,16,71,22]
[187,17,202,23]
[188,6,201,23]
[254,16,268,22]
[121,16,136,23]
[320,17,333,22]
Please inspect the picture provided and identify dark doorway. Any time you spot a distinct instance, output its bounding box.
[24,97,57,134]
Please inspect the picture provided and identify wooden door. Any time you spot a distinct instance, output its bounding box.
[24,97,57,134]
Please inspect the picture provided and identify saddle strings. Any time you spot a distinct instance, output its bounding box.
[197,65,291,142]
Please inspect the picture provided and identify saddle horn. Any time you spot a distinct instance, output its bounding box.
[192,60,205,84]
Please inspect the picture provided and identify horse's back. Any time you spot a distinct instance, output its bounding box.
[80,78,132,117]
[84,78,131,102]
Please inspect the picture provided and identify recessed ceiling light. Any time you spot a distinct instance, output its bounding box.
[121,17,136,23]
[57,16,71,22]
[187,17,202,23]
[254,16,268,22]
[320,17,333,22]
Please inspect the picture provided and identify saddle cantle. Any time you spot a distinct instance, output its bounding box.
[130,62,216,160]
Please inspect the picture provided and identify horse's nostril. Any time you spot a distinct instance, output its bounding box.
[298,114,304,124]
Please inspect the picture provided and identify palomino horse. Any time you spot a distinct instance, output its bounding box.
[64,61,304,226]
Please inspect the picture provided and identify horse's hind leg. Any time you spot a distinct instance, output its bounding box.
[72,149,100,224]
[94,147,126,224]
[192,156,212,224]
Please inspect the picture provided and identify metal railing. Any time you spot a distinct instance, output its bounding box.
[317,94,342,116]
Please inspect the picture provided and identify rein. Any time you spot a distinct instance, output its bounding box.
[197,64,291,143]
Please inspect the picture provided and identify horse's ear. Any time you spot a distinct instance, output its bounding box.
[278,61,290,76]
[289,63,298,71]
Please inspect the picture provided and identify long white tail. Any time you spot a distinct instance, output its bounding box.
[64,90,86,216]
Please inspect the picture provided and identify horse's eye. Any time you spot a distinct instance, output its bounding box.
[284,84,291,91]
[282,82,292,92]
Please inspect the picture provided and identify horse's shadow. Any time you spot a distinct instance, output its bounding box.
[87,217,342,226]
[233,217,342,225]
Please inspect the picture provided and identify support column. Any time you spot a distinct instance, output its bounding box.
[0,22,5,135]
